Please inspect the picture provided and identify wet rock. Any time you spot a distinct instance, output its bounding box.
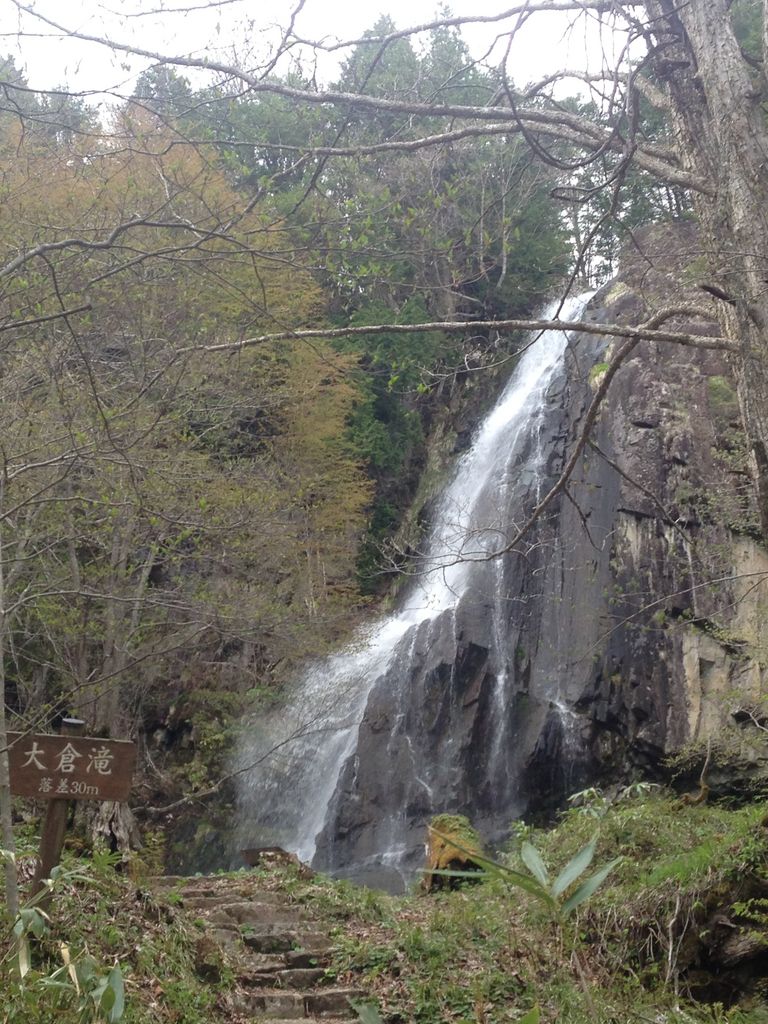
[311,225,767,885]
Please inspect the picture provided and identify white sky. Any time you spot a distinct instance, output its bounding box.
[0,0,627,102]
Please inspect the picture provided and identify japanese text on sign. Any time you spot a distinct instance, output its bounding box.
[6,732,136,802]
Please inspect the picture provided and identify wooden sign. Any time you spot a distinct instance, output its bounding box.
[6,730,136,802]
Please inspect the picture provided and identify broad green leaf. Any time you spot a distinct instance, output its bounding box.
[519,1006,541,1024]
[106,964,125,1022]
[552,839,596,897]
[561,857,622,917]
[521,842,549,888]
[90,976,108,1006]
[496,868,555,905]
[37,979,75,992]
[428,829,553,906]
[18,937,30,978]
[29,909,47,939]
[101,981,116,1016]
[76,957,97,988]
[425,865,551,902]
[349,999,384,1024]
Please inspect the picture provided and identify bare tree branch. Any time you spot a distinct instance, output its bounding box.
[182,313,735,356]
[8,1,712,195]
[0,304,92,333]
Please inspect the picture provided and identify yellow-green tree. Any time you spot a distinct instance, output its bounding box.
[0,99,373,904]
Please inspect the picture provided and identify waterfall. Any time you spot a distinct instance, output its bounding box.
[235,292,594,886]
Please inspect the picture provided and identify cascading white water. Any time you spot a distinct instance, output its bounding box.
[236,293,592,872]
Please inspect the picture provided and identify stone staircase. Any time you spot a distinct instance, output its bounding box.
[153,874,366,1022]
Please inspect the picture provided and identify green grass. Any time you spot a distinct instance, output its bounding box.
[0,850,232,1024]
[5,793,768,1023]
[264,792,768,1023]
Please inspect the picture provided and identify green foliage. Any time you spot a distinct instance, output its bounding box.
[0,14,575,742]
[566,782,661,821]
[332,299,446,586]
[289,794,768,1022]
[731,0,763,63]
[1,857,126,1024]
[560,90,693,281]
[429,828,621,921]
[708,375,740,421]
[331,896,522,1024]
[1,850,231,1024]
[429,814,482,848]
[338,16,420,114]
[646,838,721,886]
[169,688,247,794]
[731,896,768,934]
[350,999,385,1024]
[207,16,571,590]
[520,1008,541,1024]
[345,381,423,477]
[73,961,126,1024]
[31,801,760,1024]
[342,299,452,395]
[217,20,569,319]
[0,98,373,789]
[567,786,611,818]
[131,67,194,120]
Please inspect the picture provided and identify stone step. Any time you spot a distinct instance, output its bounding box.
[244,932,298,954]
[232,899,308,921]
[175,886,221,898]
[246,990,305,1017]
[292,933,336,953]
[285,950,327,969]
[247,967,327,989]
[238,954,287,976]
[242,930,336,955]
[203,904,303,929]
[150,875,190,888]
[150,875,362,1020]
[304,988,364,1017]
[211,927,241,947]
[246,988,361,1019]
[182,892,283,910]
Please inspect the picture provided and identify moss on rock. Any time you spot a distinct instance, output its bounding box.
[422,813,483,891]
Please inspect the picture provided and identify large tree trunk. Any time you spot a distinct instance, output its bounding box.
[645,0,768,531]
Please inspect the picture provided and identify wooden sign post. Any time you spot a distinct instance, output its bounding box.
[6,719,137,897]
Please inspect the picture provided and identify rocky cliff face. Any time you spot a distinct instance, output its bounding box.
[558,230,768,798]
[311,226,768,887]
